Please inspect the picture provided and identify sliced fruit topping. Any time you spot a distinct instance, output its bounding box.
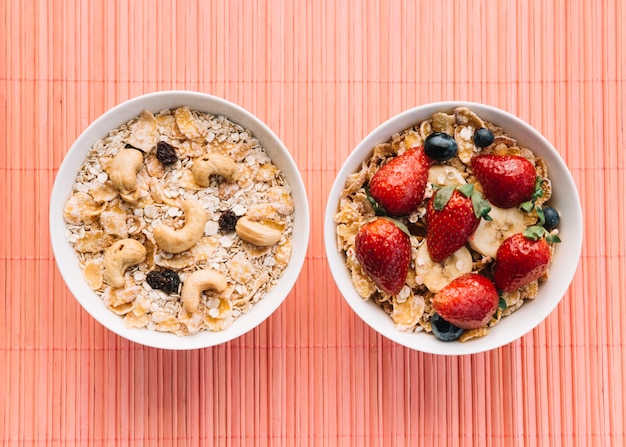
[368,146,431,216]
[424,132,458,162]
[493,231,553,292]
[467,205,526,258]
[355,217,411,295]
[432,273,499,330]
[431,313,465,341]
[471,154,537,208]
[427,165,466,187]
[415,243,473,293]
[473,127,495,148]
[426,183,491,262]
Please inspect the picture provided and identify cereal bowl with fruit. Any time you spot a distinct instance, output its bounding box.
[324,102,582,355]
[50,91,310,349]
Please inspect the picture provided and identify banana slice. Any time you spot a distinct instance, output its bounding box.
[427,165,466,187]
[415,243,473,293]
[467,205,526,258]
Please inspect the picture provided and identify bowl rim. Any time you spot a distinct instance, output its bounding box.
[324,101,583,355]
[50,90,310,350]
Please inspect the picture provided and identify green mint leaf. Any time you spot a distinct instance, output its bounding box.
[433,185,455,211]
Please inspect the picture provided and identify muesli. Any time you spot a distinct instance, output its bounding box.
[334,107,560,342]
[63,107,294,335]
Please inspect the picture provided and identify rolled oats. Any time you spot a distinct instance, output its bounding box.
[63,107,294,335]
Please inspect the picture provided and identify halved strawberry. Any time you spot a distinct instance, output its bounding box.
[471,154,537,208]
[432,273,499,330]
[426,184,491,262]
[355,217,411,295]
[368,146,431,216]
[493,229,553,292]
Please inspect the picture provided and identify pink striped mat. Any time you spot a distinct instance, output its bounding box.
[1,0,624,445]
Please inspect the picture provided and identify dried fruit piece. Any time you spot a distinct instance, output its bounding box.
[146,269,181,294]
[218,210,239,232]
[156,141,178,165]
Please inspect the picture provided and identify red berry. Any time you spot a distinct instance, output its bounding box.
[471,154,536,208]
[355,218,411,295]
[493,233,551,292]
[432,273,499,330]
[369,146,431,216]
[426,187,481,262]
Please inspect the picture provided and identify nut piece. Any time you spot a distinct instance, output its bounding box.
[110,148,143,201]
[181,269,228,313]
[153,199,208,253]
[102,238,147,288]
[192,153,240,187]
[235,216,282,247]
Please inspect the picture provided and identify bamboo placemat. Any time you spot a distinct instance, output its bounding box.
[2,0,624,445]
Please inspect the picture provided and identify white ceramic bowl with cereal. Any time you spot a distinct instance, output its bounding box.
[50,91,309,349]
[325,101,582,355]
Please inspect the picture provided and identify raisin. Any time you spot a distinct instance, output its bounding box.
[146,269,181,294]
[156,141,178,165]
[218,210,239,232]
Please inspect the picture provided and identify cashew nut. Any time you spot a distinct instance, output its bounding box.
[153,199,208,253]
[181,269,228,313]
[110,148,143,201]
[192,153,240,187]
[102,238,147,288]
[235,216,283,246]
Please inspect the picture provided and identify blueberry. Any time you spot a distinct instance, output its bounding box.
[473,128,495,148]
[542,206,560,231]
[424,132,458,162]
[431,313,465,341]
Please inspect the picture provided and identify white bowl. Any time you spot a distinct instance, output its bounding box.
[324,101,583,355]
[50,91,310,349]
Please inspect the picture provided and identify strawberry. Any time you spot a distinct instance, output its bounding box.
[432,273,499,330]
[354,217,411,295]
[368,146,431,216]
[493,230,552,292]
[426,184,491,262]
[471,154,537,209]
